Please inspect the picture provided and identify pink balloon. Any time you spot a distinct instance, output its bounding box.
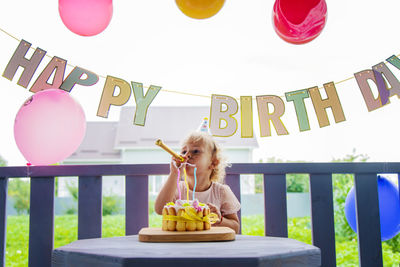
[59,0,113,36]
[272,0,327,44]
[14,89,86,166]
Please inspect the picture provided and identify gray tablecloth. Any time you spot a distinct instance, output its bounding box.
[52,234,321,267]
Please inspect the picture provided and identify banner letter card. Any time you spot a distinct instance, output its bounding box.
[210,94,238,137]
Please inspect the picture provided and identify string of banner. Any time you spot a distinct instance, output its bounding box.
[1,26,400,140]
[0,27,357,99]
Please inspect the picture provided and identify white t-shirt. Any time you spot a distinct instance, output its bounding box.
[175,181,241,216]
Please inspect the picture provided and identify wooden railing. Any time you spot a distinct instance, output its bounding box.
[1,162,399,267]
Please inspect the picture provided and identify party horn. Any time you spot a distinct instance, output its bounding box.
[155,139,185,162]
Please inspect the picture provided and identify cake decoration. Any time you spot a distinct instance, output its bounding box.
[162,199,218,231]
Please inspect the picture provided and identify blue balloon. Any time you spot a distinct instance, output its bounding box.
[344,175,400,241]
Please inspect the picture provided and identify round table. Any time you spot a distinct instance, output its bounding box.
[52,234,321,267]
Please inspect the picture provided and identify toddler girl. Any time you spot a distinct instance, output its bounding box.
[155,131,241,233]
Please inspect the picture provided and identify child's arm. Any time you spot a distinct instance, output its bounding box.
[217,213,240,234]
[208,203,240,234]
[154,159,182,215]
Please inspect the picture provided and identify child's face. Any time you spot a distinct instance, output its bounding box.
[180,139,214,177]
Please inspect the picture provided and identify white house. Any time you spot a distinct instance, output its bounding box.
[60,106,258,197]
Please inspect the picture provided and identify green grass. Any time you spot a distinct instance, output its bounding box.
[5,215,400,267]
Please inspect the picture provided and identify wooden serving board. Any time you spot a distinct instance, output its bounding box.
[138,227,235,242]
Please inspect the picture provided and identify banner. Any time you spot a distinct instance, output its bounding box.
[2,37,400,138]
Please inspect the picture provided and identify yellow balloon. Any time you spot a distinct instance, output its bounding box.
[175,0,225,19]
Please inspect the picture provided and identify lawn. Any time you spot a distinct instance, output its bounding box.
[5,215,400,267]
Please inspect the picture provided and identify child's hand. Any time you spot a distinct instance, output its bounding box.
[207,203,222,223]
[170,155,186,174]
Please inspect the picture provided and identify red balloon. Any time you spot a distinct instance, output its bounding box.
[273,0,327,44]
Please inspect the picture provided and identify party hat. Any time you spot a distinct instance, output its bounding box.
[198,117,211,134]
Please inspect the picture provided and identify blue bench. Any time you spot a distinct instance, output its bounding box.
[1,162,398,267]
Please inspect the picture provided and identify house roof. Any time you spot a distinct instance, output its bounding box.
[67,121,121,161]
[67,106,258,161]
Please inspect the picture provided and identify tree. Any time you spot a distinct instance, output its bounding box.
[332,149,400,253]
[66,180,122,216]
[0,155,30,215]
[8,179,30,214]
[254,157,309,193]
[0,154,30,215]
[332,149,369,240]
[0,154,7,166]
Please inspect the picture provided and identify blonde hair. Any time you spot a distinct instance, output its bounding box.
[182,131,228,183]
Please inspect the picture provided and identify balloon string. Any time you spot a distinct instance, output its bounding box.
[177,167,181,200]
[174,161,196,201]
[193,167,197,201]
[26,163,32,177]
[183,167,189,201]
[183,162,197,200]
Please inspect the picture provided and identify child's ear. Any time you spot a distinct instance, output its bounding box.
[210,158,219,169]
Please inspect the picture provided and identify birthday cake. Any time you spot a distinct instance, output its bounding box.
[162,199,217,231]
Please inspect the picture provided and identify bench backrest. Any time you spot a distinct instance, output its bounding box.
[1,162,399,267]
